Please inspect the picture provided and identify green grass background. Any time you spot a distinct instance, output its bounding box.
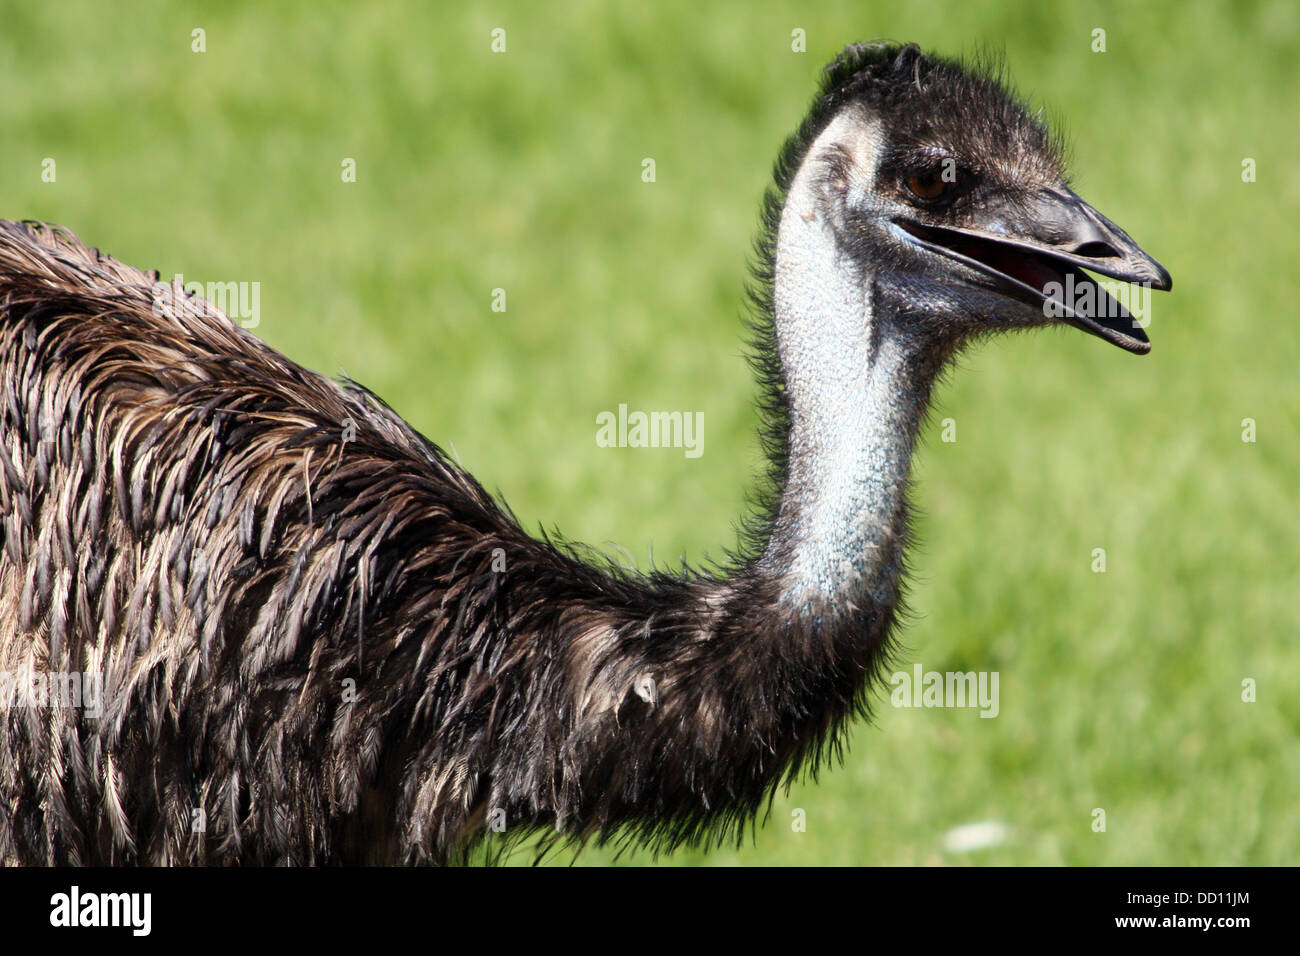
[1,0,1294,864]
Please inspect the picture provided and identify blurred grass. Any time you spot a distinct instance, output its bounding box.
[1,0,1295,865]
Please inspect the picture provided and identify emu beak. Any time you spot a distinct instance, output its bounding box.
[895,189,1172,354]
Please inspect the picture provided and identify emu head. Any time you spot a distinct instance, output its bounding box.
[775,42,1172,357]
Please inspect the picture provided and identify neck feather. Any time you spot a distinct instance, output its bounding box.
[757,112,949,613]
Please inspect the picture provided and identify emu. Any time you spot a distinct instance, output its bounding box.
[0,42,1170,865]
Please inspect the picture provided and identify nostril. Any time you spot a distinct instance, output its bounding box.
[1073,241,1120,259]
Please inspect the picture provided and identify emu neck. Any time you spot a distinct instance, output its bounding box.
[760,115,947,612]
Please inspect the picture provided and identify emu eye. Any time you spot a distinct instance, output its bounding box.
[905,169,954,201]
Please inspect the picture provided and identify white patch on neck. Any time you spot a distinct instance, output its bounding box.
[766,108,931,610]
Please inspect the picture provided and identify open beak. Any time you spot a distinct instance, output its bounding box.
[895,189,1172,354]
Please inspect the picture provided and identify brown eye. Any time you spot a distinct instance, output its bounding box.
[906,170,951,201]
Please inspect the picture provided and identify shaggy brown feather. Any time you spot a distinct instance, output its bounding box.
[0,214,888,864]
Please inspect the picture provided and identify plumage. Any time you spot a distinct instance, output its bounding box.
[0,42,1169,865]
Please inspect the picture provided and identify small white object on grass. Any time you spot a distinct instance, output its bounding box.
[942,821,1011,853]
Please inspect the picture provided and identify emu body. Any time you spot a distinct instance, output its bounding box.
[0,43,1169,865]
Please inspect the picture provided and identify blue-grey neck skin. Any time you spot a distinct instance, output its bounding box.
[761,108,952,612]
